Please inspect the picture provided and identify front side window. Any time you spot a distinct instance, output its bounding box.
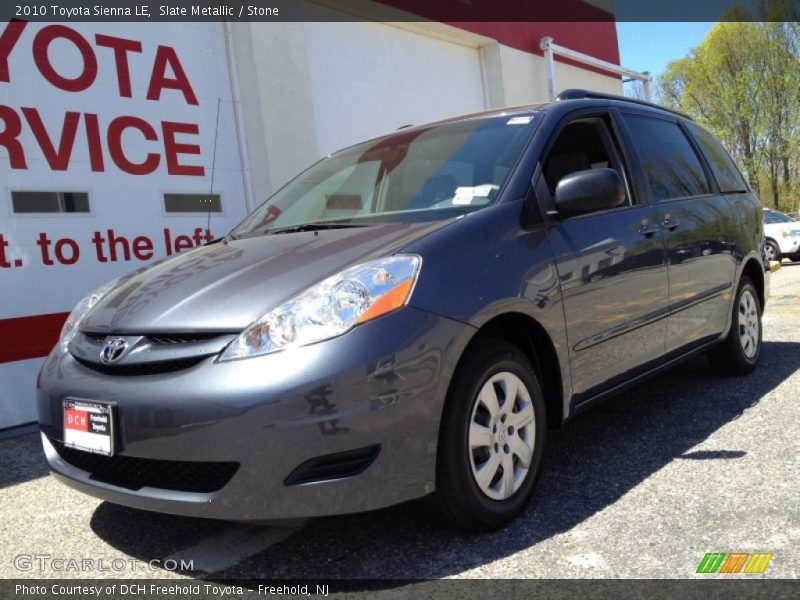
[543,115,631,205]
[622,114,710,202]
[231,114,539,237]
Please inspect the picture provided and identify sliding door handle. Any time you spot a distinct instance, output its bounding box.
[638,223,660,237]
[661,218,680,232]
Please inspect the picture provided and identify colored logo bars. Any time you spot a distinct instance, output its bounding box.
[696,552,773,574]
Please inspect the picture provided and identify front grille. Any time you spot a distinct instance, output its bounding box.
[83,332,228,346]
[74,356,205,376]
[146,333,225,345]
[50,439,239,493]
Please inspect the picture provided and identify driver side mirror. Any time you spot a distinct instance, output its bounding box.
[554,168,625,215]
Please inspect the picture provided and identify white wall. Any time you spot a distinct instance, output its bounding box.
[229,22,320,207]
[303,21,486,156]
[233,20,489,200]
[495,43,623,106]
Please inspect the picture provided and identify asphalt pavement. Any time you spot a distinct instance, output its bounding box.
[1,263,798,581]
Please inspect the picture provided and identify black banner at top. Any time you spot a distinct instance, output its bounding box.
[2,0,797,23]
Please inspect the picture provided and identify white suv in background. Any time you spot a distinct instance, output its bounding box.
[763,208,800,262]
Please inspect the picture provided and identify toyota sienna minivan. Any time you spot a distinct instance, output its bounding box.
[38,90,768,531]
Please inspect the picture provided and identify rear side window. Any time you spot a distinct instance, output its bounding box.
[687,123,748,193]
[622,114,710,202]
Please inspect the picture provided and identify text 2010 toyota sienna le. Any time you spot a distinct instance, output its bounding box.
[38,91,768,531]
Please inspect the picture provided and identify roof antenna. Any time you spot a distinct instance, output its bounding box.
[206,97,222,238]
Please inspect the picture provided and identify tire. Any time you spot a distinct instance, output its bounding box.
[707,277,762,375]
[764,239,781,262]
[429,339,547,531]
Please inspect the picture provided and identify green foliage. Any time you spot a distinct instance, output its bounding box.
[658,4,800,212]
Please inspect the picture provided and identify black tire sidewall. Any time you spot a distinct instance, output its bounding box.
[439,342,547,527]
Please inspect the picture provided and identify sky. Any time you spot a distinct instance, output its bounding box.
[616,22,715,81]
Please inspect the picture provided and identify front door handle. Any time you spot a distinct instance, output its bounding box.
[638,222,659,237]
[661,217,680,232]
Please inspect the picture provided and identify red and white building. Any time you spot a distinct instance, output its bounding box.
[0,1,623,428]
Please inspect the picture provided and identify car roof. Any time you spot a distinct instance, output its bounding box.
[329,89,691,157]
[393,89,691,134]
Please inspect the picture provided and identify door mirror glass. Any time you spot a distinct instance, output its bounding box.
[554,168,625,214]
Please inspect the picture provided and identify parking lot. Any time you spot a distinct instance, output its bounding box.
[1,264,798,581]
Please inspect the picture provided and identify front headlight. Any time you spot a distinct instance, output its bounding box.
[57,279,119,352]
[219,255,421,361]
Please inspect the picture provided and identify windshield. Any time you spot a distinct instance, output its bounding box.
[764,209,795,224]
[231,113,539,237]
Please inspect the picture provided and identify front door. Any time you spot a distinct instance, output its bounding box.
[541,111,669,403]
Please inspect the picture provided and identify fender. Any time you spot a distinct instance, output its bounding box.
[404,200,573,423]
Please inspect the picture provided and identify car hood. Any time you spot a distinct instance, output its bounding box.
[80,222,449,333]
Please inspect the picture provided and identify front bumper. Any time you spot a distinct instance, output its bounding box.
[37,306,474,521]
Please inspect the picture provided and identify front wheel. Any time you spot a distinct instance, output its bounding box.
[707,277,762,375]
[430,340,547,531]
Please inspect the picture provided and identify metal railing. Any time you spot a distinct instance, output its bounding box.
[540,36,652,102]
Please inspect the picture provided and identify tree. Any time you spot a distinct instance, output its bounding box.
[660,22,767,194]
[658,7,800,211]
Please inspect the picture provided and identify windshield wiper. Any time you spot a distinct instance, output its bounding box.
[266,222,368,235]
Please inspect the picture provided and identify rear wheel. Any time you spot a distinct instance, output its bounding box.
[430,340,546,531]
[707,277,762,375]
[764,240,781,262]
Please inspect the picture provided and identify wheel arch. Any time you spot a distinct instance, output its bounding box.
[453,312,564,430]
[741,256,765,309]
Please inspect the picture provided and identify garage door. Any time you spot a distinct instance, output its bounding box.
[304,22,487,155]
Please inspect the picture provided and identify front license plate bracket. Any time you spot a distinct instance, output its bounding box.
[62,398,116,457]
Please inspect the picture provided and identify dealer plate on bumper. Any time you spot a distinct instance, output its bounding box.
[63,399,115,456]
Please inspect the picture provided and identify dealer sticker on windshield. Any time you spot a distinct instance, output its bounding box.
[506,116,534,125]
[63,399,114,456]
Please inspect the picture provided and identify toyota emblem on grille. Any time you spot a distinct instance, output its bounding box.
[100,337,128,364]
